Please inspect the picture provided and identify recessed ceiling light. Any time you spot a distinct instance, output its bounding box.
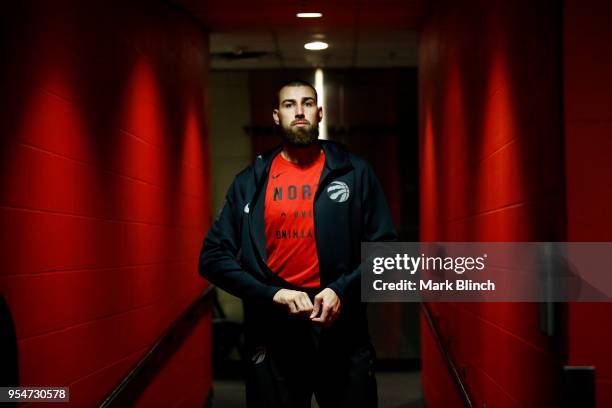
[297,12,322,18]
[304,41,328,50]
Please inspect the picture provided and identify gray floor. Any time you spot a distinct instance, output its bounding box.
[211,371,424,408]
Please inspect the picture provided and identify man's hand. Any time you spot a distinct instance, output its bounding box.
[273,289,314,317]
[310,288,341,327]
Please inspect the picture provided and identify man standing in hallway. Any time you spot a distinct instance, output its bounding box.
[199,79,397,407]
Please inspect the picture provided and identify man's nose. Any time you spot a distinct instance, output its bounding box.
[295,104,305,117]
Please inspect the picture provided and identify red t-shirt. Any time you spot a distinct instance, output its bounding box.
[264,151,325,288]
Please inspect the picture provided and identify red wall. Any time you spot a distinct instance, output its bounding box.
[564,0,612,406]
[0,1,212,406]
[419,0,565,406]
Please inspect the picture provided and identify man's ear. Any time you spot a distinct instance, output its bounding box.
[317,106,323,123]
[273,109,280,125]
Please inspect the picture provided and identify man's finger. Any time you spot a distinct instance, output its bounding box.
[303,293,314,310]
[297,296,311,314]
[319,304,330,322]
[310,296,322,318]
[312,306,333,326]
[329,305,340,322]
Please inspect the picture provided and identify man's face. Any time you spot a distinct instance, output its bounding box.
[273,85,322,146]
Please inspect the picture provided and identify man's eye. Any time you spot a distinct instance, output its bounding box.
[305,102,314,107]
[283,103,293,108]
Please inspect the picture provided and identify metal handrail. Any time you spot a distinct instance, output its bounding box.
[421,303,474,408]
[99,286,215,408]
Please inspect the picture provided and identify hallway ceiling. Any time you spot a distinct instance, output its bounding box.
[174,0,429,69]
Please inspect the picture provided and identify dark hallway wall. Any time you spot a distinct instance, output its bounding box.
[0,1,212,406]
[419,0,564,406]
[564,0,612,406]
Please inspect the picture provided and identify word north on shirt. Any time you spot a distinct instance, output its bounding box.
[271,184,318,201]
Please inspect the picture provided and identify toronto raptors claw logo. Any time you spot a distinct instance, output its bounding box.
[326,181,350,203]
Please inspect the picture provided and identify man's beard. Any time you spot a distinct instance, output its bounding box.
[280,122,319,146]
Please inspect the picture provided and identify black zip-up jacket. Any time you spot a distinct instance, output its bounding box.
[199,141,397,340]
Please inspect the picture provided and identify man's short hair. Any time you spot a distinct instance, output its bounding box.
[276,79,318,107]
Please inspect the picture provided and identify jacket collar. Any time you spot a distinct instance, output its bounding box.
[320,140,352,172]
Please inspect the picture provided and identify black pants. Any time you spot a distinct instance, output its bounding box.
[245,313,377,408]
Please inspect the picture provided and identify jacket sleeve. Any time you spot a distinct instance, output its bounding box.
[199,179,281,302]
[326,164,398,299]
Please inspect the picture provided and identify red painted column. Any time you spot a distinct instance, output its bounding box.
[419,0,564,406]
[0,1,212,406]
